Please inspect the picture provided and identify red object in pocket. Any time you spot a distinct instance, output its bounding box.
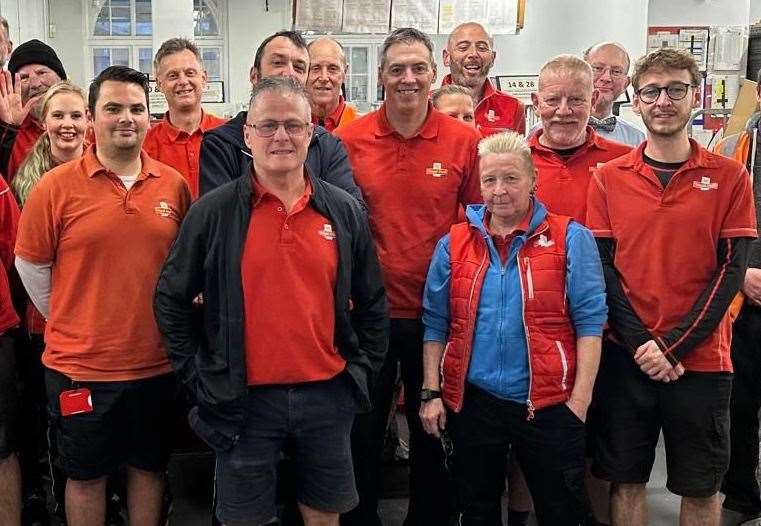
[59,388,93,416]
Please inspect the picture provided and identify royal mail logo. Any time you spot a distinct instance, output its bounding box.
[426,162,448,178]
[534,234,555,248]
[692,176,718,191]
[154,201,176,219]
[318,223,336,241]
[486,109,499,122]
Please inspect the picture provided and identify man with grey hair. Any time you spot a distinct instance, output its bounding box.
[336,27,481,526]
[584,41,645,147]
[441,21,525,136]
[143,37,226,199]
[155,76,388,526]
[530,54,631,223]
[306,37,358,131]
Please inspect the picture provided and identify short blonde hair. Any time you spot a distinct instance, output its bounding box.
[538,54,593,89]
[477,131,536,180]
[431,84,474,107]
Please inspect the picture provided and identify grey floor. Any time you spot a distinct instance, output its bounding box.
[168,437,683,525]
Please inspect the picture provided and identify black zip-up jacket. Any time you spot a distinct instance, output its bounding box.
[154,172,388,451]
[198,111,365,208]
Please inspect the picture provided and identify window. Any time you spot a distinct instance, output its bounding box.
[88,0,152,79]
[326,37,386,111]
[199,47,222,80]
[345,46,369,103]
[194,0,219,37]
[194,1,226,87]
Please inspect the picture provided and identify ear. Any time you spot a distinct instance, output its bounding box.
[249,66,259,87]
[530,92,539,111]
[623,75,631,91]
[632,95,641,115]
[442,49,450,67]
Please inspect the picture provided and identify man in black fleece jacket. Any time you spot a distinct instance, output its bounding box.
[199,30,364,206]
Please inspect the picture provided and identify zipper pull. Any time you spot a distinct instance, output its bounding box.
[526,399,535,421]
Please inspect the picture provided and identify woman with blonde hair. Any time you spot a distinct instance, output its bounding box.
[10,79,88,526]
[13,80,88,205]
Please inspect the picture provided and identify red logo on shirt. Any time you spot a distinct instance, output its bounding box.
[318,224,336,241]
[426,162,448,178]
[692,177,718,191]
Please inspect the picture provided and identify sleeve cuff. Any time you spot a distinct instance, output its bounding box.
[423,327,447,343]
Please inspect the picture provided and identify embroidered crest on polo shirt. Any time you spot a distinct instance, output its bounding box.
[486,109,499,122]
[154,201,177,219]
[426,162,448,178]
[692,176,718,191]
[534,234,555,248]
[318,223,336,241]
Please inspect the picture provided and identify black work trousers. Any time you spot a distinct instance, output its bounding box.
[342,318,450,526]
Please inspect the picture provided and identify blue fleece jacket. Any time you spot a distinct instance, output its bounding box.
[422,200,607,403]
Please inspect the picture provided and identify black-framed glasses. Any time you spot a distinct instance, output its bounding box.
[244,120,311,138]
[636,82,695,104]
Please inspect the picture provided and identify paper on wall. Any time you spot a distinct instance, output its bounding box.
[342,0,391,33]
[390,0,439,33]
[712,26,745,71]
[295,0,343,32]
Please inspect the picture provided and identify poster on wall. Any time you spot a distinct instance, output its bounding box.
[439,0,517,35]
[342,0,391,32]
[495,75,537,103]
[294,0,343,32]
[390,0,439,34]
[647,26,709,71]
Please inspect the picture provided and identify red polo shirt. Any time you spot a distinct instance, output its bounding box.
[241,173,344,385]
[6,114,44,183]
[311,96,359,132]
[530,127,631,224]
[586,140,757,372]
[336,103,482,318]
[0,178,19,333]
[143,110,226,199]
[441,75,525,136]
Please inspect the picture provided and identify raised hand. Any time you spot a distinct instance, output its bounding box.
[0,71,40,126]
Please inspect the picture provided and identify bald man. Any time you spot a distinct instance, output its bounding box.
[441,22,525,136]
[306,37,358,132]
[584,41,645,147]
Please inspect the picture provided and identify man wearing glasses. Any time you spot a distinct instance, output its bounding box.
[587,48,757,526]
[154,76,388,526]
[584,41,645,147]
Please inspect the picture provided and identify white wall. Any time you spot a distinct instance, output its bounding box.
[752,0,761,25]
[47,0,86,88]
[649,0,751,27]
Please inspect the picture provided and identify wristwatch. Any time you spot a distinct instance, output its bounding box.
[420,388,441,402]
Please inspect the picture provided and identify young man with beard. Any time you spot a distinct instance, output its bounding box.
[441,22,524,136]
[199,30,362,205]
[336,27,481,526]
[306,37,358,132]
[15,66,190,526]
[587,48,757,526]
[143,38,226,199]
[0,40,66,182]
[584,42,645,147]
[530,55,631,223]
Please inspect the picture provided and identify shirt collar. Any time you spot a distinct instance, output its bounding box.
[529,125,605,156]
[250,168,313,208]
[623,138,719,172]
[158,110,217,141]
[374,101,439,139]
[83,144,162,179]
[312,96,346,129]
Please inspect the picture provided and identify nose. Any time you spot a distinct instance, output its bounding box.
[654,88,672,106]
[317,66,329,80]
[556,97,573,115]
[272,122,290,140]
[282,61,297,77]
[401,66,416,83]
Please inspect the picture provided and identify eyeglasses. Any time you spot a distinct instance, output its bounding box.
[590,64,627,79]
[636,82,695,104]
[244,120,311,138]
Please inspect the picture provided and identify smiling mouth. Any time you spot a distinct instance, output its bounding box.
[175,88,194,96]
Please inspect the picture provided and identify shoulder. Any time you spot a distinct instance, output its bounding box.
[595,134,634,158]
[701,146,747,177]
[491,89,524,109]
[334,111,376,141]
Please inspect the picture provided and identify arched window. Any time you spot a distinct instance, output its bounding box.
[194,0,225,81]
[88,0,153,79]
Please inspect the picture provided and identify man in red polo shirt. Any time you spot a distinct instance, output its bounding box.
[335,27,481,526]
[15,66,190,526]
[441,22,524,136]
[530,54,631,224]
[0,39,66,182]
[154,76,387,526]
[587,48,757,526]
[306,37,358,132]
[143,37,226,199]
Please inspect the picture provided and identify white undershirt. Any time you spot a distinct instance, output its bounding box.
[15,256,52,318]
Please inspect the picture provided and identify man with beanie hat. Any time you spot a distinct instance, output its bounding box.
[0,39,66,182]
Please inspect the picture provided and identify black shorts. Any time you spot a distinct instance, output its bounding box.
[0,334,18,459]
[215,374,357,526]
[592,341,732,498]
[45,368,177,481]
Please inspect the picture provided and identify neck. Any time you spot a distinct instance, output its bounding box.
[592,101,614,119]
[473,79,487,103]
[50,144,83,164]
[385,103,428,139]
[489,208,526,236]
[644,131,691,163]
[96,146,142,177]
[255,168,306,212]
[312,99,340,120]
[168,106,203,134]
